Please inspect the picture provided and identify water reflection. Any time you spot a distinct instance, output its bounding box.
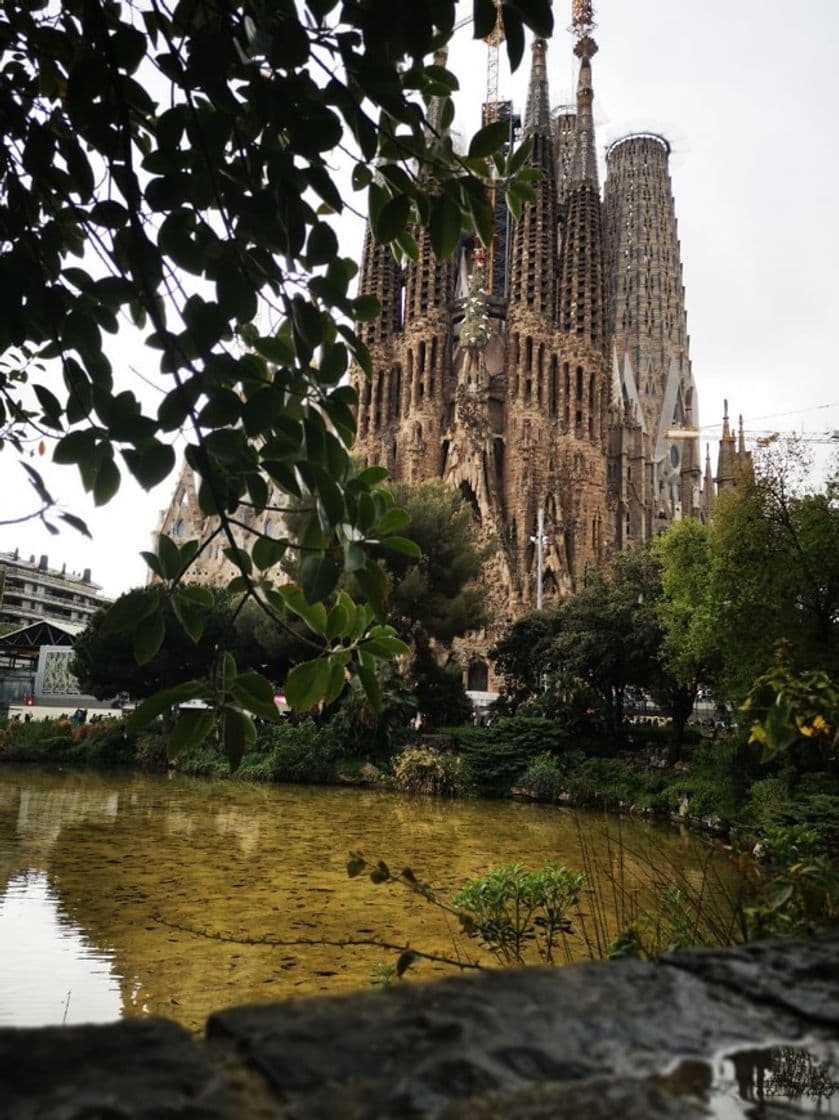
[710,1044,838,1116]
[0,871,121,1026]
[0,767,738,1033]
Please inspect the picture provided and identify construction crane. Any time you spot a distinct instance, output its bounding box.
[452,1,505,119]
[668,427,839,446]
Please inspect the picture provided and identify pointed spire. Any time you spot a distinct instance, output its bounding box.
[426,48,449,137]
[738,414,746,454]
[506,39,557,316]
[698,440,713,517]
[524,38,552,137]
[716,401,736,490]
[571,35,599,188]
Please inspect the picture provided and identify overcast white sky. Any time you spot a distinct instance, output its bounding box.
[2,0,837,598]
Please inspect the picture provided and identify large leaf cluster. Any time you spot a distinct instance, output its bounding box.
[0,0,552,733]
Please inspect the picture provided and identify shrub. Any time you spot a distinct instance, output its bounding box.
[135,731,168,772]
[176,742,231,777]
[564,757,647,807]
[239,719,338,784]
[517,753,566,802]
[392,745,473,797]
[451,863,586,965]
[444,717,570,798]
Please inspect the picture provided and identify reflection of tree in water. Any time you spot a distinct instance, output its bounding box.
[732,1046,838,1108]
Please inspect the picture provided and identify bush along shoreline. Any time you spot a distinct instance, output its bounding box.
[1,713,836,858]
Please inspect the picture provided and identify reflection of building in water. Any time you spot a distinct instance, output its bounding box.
[724,1045,838,1110]
[213,808,262,855]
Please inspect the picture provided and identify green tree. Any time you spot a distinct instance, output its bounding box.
[72,585,242,700]
[548,551,663,737]
[384,480,490,644]
[652,519,719,758]
[709,447,839,699]
[0,0,551,742]
[490,611,556,710]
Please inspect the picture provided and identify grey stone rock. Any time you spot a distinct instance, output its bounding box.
[207,947,817,1118]
[663,934,839,1027]
[1,937,836,1119]
[0,1018,228,1120]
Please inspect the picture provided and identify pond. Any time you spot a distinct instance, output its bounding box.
[0,766,740,1033]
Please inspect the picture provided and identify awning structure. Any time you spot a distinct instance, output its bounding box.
[0,620,75,665]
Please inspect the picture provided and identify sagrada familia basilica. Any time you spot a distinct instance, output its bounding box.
[155,2,751,682]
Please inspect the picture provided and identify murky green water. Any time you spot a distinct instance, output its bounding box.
[0,766,739,1032]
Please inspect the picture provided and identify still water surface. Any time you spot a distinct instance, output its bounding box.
[0,766,734,1032]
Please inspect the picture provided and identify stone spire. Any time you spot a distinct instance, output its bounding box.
[570,36,599,189]
[524,38,552,137]
[716,400,737,490]
[738,414,746,455]
[557,29,605,347]
[404,48,453,324]
[506,36,557,316]
[703,443,715,518]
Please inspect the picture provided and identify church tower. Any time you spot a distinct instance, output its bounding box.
[603,130,701,537]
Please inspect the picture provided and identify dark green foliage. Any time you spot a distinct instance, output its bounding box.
[72,586,245,700]
[517,752,566,802]
[383,481,490,644]
[392,745,474,797]
[319,663,416,762]
[238,719,339,784]
[0,718,135,767]
[0,0,551,719]
[444,717,570,797]
[412,641,472,728]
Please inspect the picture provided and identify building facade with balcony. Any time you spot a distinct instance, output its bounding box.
[0,551,112,635]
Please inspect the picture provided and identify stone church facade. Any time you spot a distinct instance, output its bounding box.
[153,12,752,689]
[349,17,711,678]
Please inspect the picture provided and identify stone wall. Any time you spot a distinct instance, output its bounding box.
[2,935,836,1118]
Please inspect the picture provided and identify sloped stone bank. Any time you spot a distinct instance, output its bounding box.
[2,936,837,1118]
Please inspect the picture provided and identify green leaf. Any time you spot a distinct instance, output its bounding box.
[178,585,214,607]
[253,536,287,571]
[468,120,509,158]
[357,662,382,711]
[157,533,182,581]
[396,950,421,977]
[222,706,255,770]
[374,195,411,244]
[93,458,121,506]
[168,709,215,759]
[133,608,166,665]
[354,561,388,621]
[230,671,280,720]
[122,440,176,490]
[128,680,208,731]
[361,633,409,657]
[172,593,204,643]
[353,294,380,323]
[429,190,462,260]
[379,536,422,559]
[507,136,533,175]
[347,851,366,877]
[322,656,348,706]
[101,592,158,637]
[301,554,340,603]
[285,658,330,710]
[375,507,411,535]
[473,0,499,39]
[282,583,328,635]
